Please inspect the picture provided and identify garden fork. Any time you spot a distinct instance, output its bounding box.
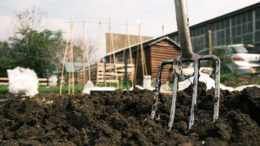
[150,0,221,132]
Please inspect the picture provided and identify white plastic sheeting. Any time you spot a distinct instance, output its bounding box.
[82,87,116,95]
[129,73,259,92]
[178,73,260,91]
[82,80,95,94]
[7,67,39,96]
[234,84,260,91]
[82,80,116,95]
[181,67,214,76]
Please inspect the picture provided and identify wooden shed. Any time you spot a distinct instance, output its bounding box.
[105,36,181,84]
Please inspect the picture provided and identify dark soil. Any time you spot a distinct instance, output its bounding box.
[0,83,260,146]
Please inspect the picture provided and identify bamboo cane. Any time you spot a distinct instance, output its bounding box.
[126,20,134,88]
[121,49,126,89]
[71,33,75,94]
[102,57,106,86]
[109,15,119,88]
[138,23,144,76]
[67,20,145,27]
[99,18,106,87]
[59,28,70,95]
[109,55,112,86]
[68,19,73,94]
[85,27,91,83]
[109,16,112,87]
[68,63,71,94]
[82,14,86,85]
[139,23,148,76]
[71,45,75,94]
[134,45,140,85]
[121,20,128,89]
[69,19,74,94]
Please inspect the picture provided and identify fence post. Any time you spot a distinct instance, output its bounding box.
[47,77,49,86]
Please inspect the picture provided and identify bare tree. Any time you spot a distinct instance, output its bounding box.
[14,6,47,31]
[11,7,64,77]
[73,37,99,64]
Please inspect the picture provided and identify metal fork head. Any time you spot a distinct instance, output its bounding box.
[151,0,221,132]
[151,54,220,132]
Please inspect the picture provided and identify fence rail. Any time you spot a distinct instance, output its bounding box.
[0,77,57,86]
[0,78,8,85]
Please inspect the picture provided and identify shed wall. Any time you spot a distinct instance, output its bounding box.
[150,40,181,83]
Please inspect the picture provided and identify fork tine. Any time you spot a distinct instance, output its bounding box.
[168,73,179,132]
[199,55,221,122]
[188,55,200,130]
[213,58,220,122]
[151,59,177,119]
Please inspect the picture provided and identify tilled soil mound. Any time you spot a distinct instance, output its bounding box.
[0,83,260,146]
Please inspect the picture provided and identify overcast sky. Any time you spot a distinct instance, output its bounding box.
[0,0,259,56]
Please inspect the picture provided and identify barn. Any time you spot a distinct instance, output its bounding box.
[160,2,260,52]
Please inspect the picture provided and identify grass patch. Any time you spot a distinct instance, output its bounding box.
[220,73,260,87]
[39,85,84,94]
[0,86,8,94]
[220,73,237,83]
[0,85,85,94]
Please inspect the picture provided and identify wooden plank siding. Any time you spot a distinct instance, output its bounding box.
[149,40,180,83]
[134,40,180,84]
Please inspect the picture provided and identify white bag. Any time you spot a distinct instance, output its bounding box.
[7,67,39,96]
[82,80,116,95]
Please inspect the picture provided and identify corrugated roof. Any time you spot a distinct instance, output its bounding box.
[160,2,260,38]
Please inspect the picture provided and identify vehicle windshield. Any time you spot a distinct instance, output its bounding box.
[233,46,260,54]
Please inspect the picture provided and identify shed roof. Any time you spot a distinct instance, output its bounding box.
[105,36,181,57]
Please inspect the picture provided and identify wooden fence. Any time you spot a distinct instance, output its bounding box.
[0,78,8,85]
[38,78,58,86]
[0,77,57,86]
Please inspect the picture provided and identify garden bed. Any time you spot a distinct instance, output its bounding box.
[0,83,260,145]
